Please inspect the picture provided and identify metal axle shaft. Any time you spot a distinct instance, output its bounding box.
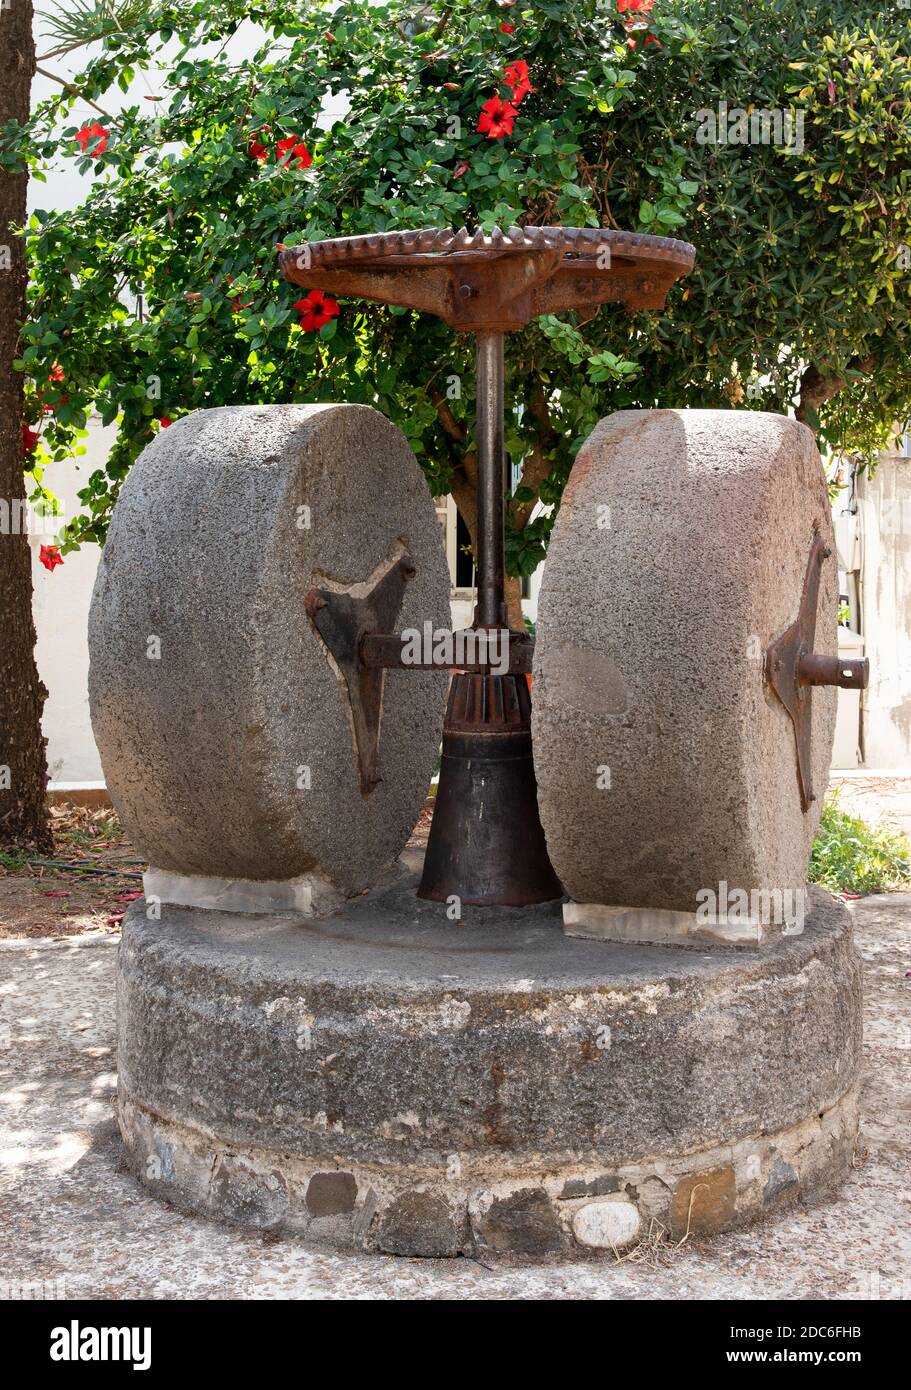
[474,331,508,632]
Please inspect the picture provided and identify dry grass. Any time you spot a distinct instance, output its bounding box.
[0,802,144,939]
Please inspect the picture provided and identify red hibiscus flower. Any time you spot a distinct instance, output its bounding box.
[618,0,654,11]
[294,290,340,332]
[276,136,312,170]
[49,362,65,383]
[248,136,269,163]
[477,95,518,139]
[39,545,64,572]
[22,424,39,455]
[74,121,110,157]
[158,416,172,428]
[500,23,515,31]
[503,60,535,103]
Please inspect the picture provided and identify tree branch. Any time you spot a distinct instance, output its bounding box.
[432,6,452,40]
[509,444,553,532]
[796,354,875,427]
[430,387,465,443]
[34,65,115,120]
[509,381,556,531]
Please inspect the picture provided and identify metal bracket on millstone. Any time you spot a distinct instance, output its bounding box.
[765,528,869,812]
[305,548,416,796]
[306,542,539,797]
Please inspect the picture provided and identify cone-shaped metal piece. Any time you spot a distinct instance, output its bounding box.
[418,673,563,906]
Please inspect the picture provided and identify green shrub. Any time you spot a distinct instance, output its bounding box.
[809,794,911,894]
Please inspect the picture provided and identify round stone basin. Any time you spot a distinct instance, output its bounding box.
[117,850,861,1258]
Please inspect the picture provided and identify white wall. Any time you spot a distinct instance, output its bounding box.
[856,448,911,768]
[29,421,107,784]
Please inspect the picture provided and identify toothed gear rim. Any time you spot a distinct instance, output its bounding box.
[280,225,696,271]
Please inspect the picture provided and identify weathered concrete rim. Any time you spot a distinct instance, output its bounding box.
[120,1081,860,1191]
[8,888,906,1293]
[117,879,851,993]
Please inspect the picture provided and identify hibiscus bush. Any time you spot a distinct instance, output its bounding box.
[5,0,911,607]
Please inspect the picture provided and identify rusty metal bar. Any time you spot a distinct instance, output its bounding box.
[303,550,415,795]
[474,330,508,630]
[766,529,872,811]
[797,653,869,689]
[360,630,534,673]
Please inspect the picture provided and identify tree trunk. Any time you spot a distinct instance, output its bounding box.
[449,467,525,630]
[795,356,874,428]
[505,574,524,631]
[0,1,50,850]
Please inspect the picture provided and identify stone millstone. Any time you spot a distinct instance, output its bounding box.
[532,409,838,917]
[88,404,450,897]
[115,863,861,1256]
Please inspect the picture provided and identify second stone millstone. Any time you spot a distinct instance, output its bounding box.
[532,407,853,948]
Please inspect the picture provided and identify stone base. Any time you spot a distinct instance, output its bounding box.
[117,852,862,1258]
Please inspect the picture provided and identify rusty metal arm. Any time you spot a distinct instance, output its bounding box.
[279,227,695,331]
[766,531,870,811]
[797,653,868,688]
[360,630,534,673]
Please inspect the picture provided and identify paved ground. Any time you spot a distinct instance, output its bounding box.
[831,772,911,843]
[0,892,908,1300]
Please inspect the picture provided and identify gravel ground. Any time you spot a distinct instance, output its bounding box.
[0,892,908,1301]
